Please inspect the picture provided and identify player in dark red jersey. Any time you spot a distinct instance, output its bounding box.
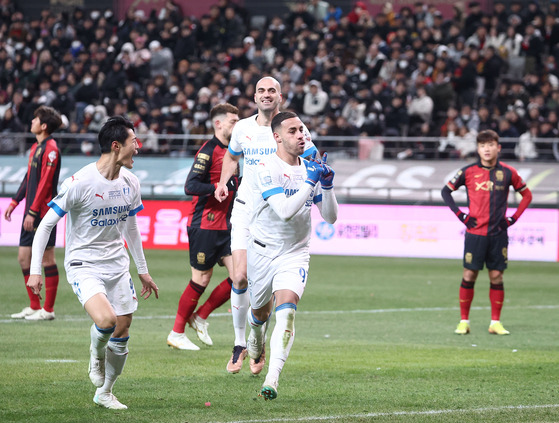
[442,129,532,336]
[167,103,240,350]
[4,106,63,321]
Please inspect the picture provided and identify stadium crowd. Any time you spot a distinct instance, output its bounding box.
[0,0,558,161]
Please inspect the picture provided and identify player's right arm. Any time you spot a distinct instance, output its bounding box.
[5,172,28,221]
[441,170,477,229]
[215,150,240,202]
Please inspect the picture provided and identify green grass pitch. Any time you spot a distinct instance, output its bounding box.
[1,246,558,423]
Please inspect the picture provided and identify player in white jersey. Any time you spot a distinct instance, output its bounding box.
[215,76,317,375]
[247,111,338,400]
[27,116,158,410]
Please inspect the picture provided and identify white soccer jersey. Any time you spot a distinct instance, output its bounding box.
[249,154,322,257]
[48,163,144,274]
[228,114,316,207]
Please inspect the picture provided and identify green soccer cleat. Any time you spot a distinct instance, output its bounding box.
[454,321,470,335]
[260,378,278,401]
[488,321,510,335]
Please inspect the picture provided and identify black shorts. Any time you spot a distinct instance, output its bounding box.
[187,227,231,271]
[19,215,56,247]
[463,231,508,271]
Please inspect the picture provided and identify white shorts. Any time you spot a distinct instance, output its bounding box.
[66,266,138,316]
[230,197,250,251]
[247,246,309,310]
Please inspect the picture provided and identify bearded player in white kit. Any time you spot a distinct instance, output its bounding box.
[215,77,317,375]
[27,116,159,410]
[247,111,338,399]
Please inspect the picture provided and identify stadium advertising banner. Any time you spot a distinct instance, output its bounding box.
[310,205,558,262]
[1,198,557,262]
[0,198,65,247]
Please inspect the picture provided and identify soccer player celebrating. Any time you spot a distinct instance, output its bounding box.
[167,103,239,350]
[27,116,159,410]
[5,106,62,321]
[246,111,338,400]
[214,77,317,374]
[441,129,532,336]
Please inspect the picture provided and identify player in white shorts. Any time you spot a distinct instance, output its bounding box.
[215,76,316,375]
[246,111,338,400]
[27,116,158,410]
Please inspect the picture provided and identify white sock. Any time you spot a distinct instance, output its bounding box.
[231,288,249,347]
[247,309,266,345]
[460,319,470,324]
[100,337,129,394]
[90,323,114,359]
[490,320,500,325]
[267,306,296,382]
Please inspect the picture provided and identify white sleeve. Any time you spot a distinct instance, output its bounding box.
[123,214,149,274]
[315,189,338,224]
[30,209,63,275]
[266,184,313,221]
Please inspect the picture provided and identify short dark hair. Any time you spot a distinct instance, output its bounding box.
[271,111,298,133]
[98,115,134,153]
[477,129,499,144]
[210,103,239,121]
[34,105,62,135]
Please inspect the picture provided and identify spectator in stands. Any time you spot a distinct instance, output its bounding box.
[497,117,520,159]
[516,121,539,161]
[303,80,328,117]
[452,55,478,107]
[0,107,25,153]
[286,0,316,31]
[149,40,174,81]
[535,120,559,160]
[407,85,434,135]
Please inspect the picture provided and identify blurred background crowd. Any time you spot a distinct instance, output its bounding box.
[0,0,558,161]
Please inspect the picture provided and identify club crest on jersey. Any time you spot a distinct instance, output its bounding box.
[258,170,272,186]
[122,186,130,196]
[496,170,504,182]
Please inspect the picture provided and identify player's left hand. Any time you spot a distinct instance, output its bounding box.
[23,214,35,232]
[498,216,516,231]
[318,152,335,190]
[139,273,159,299]
[26,274,43,300]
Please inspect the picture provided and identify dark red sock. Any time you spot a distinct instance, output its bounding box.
[196,277,232,319]
[459,279,475,320]
[43,265,59,313]
[172,280,206,333]
[489,283,505,321]
[23,268,41,310]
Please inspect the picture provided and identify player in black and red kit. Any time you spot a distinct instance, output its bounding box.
[442,130,532,336]
[167,103,240,350]
[4,106,63,321]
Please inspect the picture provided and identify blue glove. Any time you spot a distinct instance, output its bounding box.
[318,152,335,190]
[457,211,477,229]
[305,152,324,187]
